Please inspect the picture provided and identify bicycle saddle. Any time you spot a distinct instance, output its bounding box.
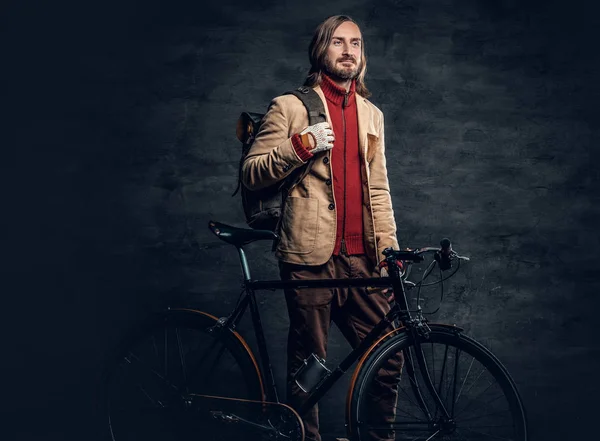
[208,220,277,247]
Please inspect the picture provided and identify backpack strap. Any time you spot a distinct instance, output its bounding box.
[279,86,327,191]
[270,87,328,247]
[233,87,326,198]
[284,86,327,126]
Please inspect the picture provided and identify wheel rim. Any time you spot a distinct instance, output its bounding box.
[356,332,526,441]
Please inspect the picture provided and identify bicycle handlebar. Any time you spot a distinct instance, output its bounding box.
[383,238,471,273]
[382,239,471,314]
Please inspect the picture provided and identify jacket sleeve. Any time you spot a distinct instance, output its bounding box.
[369,110,400,259]
[241,96,308,191]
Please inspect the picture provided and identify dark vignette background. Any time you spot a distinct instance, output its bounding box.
[4,0,600,440]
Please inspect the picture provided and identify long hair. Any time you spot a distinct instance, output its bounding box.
[304,15,371,98]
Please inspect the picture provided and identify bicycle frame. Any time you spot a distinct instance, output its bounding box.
[106,221,525,441]
[212,246,452,420]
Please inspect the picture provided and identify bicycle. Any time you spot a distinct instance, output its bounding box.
[103,220,527,441]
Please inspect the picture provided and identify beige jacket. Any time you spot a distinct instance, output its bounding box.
[241,85,399,266]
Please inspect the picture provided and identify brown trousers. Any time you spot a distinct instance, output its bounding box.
[280,254,404,441]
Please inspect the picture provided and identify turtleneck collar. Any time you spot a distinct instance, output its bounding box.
[320,73,356,107]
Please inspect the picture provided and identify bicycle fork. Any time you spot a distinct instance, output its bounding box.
[406,324,455,433]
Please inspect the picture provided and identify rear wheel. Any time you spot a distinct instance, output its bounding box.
[103,309,264,441]
[350,326,527,440]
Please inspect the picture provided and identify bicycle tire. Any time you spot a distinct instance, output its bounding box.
[103,308,264,441]
[349,325,527,441]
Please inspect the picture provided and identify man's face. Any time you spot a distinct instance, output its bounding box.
[323,21,363,81]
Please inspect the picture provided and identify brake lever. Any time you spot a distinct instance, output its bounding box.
[403,280,416,289]
[450,251,470,261]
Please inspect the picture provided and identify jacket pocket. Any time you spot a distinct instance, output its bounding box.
[277,196,319,255]
[366,133,379,163]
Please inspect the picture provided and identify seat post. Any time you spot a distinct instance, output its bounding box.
[237,247,251,281]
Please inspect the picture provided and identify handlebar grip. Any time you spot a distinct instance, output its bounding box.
[384,249,424,262]
[436,238,452,271]
[382,247,394,257]
[440,238,451,252]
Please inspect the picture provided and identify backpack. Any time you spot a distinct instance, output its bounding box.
[233,86,327,232]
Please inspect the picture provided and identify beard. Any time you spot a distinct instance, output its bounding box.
[323,54,360,81]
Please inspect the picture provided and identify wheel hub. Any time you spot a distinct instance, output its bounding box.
[432,418,456,435]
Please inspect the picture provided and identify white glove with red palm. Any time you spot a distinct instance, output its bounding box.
[299,122,335,153]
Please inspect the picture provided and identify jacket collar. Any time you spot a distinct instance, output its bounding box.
[313,84,376,160]
[320,73,356,107]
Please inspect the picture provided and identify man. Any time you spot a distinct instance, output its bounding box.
[242,15,402,441]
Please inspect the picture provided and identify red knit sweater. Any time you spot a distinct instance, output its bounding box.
[291,74,365,256]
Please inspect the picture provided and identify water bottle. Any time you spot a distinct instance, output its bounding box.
[293,353,331,393]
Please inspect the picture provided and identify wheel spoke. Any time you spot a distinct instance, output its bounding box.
[457,408,516,423]
[454,378,500,419]
[405,348,434,420]
[457,425,517,440]
[424,430,440,440]
[175,328,188,393]
[359,422,432,428]
[185,330,222,373]
[124,351,179,392]
[454,355,475,406]
[435,344,449,402]
[163,325,168,378]
[136,383,164,408]
[451,345,460,417]
[380,365,429,419]
[382,362,435,423]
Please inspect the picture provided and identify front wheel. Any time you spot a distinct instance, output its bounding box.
[349,326,527,441]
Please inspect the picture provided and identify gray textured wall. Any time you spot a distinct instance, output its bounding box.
[4,0,599,439]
